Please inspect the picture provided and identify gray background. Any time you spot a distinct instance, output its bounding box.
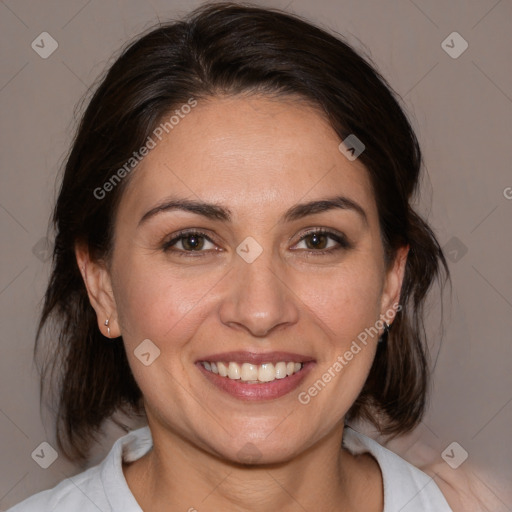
[1,0,511,510]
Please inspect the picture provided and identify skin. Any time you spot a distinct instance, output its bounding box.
[77,94,409,511]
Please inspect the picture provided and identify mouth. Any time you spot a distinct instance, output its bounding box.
[200,360,304,383]
[196,351,315,401]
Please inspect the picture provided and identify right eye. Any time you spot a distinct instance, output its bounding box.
[162,230,218,255]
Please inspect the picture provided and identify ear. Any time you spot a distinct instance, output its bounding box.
[380,244,409,324]
[75,242,121,338]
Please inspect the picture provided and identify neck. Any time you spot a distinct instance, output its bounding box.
[123,421,382,512]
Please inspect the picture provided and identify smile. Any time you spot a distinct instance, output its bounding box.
[200,361,303,383]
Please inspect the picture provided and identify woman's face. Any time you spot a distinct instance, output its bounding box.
[93,95,406,463]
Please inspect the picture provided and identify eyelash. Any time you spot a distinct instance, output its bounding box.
[162,228,351,257]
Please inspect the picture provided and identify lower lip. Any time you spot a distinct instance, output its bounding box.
[196,362,315,401]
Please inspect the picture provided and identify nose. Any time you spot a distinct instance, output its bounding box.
[219,250,300,337]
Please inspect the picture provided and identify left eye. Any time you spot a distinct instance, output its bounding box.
[294,230,347,252]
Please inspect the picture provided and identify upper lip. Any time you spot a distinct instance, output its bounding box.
[196,351,315,365]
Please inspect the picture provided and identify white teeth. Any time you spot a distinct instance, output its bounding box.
[201,360,304,383]
[275,362,287,379]
[258,363,275,382]
[228,362,241,380]
[241,363,258,381]
[217,361,228,377]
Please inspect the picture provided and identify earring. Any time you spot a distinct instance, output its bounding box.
[378,321,391,344]
[104,318,111,338]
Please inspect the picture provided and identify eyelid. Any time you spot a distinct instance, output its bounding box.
[291,227,351,252]
[162,227,351,256]
[162,229,220,253]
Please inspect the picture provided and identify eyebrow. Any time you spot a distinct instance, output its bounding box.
[138,195,368,227]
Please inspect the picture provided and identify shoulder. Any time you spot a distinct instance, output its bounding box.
[343,426,454,512]
[6,426,152,512]
[5,465,106,512]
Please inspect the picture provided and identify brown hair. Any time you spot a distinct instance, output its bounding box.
[36,2,450,463]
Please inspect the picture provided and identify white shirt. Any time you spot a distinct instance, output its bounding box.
[7,425,453,511]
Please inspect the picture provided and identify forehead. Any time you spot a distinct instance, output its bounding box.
[119,95,376,222]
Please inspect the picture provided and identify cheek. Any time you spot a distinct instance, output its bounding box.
[114,249,384,352]
[295,262,384,345]
[112,253,226,349]
[293,267,382,422]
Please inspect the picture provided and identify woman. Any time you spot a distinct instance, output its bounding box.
[9,3,452,511]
